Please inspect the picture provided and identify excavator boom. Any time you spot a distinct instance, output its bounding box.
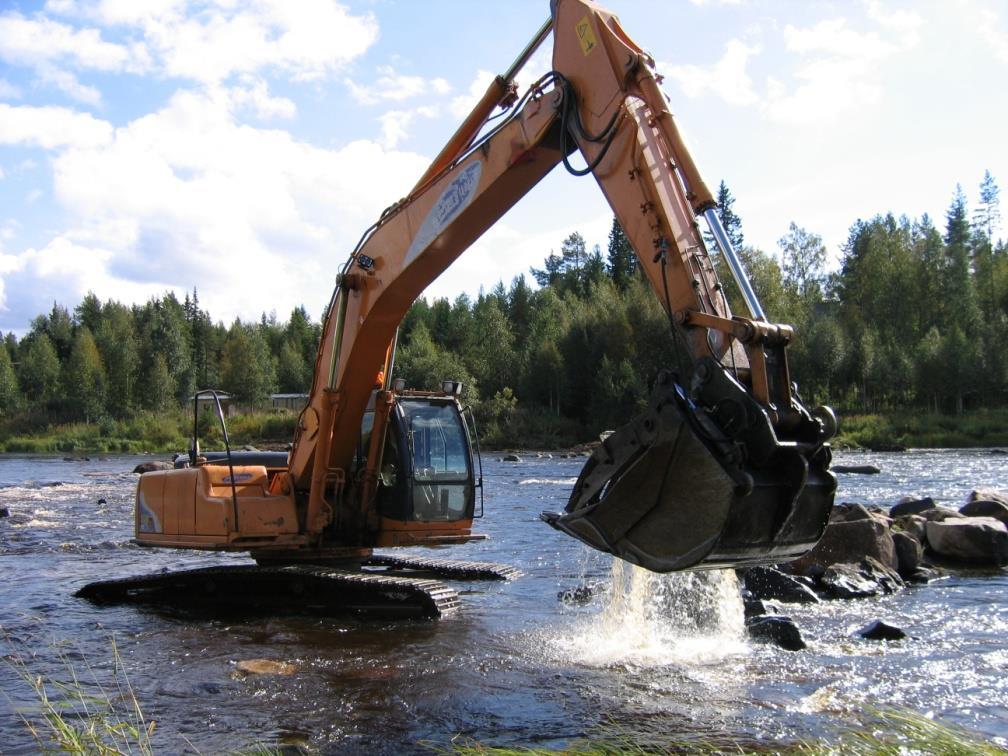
[93,0,836,618]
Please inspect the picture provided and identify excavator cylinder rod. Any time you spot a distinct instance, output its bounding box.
[76,565,460,619]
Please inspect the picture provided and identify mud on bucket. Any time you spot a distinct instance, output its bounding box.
[542,368,836,572]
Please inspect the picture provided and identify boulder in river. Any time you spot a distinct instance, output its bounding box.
[501,453,522,462]
[892,530,924,576]
[746,616,806,651]
[742,566,820,604]
[968,489,1008,508]
[890,497,937,518]
[960,499,1008,525]
[892,514,927,546]
[0,506,8,518]
[832,464,882,475]
[858,619,907,641]
[819,558,903,599]
[789,513,897,575]
[918,506,966,523]
[926,517,1008,565]
[132,461,172,474]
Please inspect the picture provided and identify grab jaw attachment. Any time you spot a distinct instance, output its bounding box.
[542,360,836,572]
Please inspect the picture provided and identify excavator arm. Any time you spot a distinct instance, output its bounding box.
[282,0,836,570]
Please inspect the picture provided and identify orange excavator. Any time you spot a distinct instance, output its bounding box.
[79,0,836,618]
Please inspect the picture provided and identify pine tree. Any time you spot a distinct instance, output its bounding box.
[605,216,636,290]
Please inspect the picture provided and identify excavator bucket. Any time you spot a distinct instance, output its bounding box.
[542,361,836,572]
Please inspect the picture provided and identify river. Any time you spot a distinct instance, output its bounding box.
[1,449,1007,752]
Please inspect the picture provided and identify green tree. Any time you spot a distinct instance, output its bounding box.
[18,333,61,407]
[95,302,140,417]
[606,216,636,290]
[144,353,175,412]
[0,341,21,412]
[63,327,107,422]
[220,321,277,407]
[709,180,744,250]
[779,222,827,300]
[277,339,309,393]
[943,185,981,334]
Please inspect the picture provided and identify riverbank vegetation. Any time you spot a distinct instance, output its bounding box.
[0,173,1003,452]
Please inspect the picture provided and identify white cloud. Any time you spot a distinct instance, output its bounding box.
[450,70,496,119]
[347,66,454,105]
[225,78,296,119]
[95,0,379,84]
[663,39,759,106]
[36,65,104,106]
[378,105,439,149]
[0,103,113,149]
[0,78,22,100]
[0,11,135,71]
[973,5,1008,64]
[0,87,433,329]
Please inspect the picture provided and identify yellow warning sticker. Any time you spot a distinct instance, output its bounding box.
[576,16,597,55]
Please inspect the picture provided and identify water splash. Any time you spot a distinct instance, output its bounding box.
[550,557,748,669]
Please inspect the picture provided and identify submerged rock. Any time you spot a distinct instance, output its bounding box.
[132,461,172,474]
[0,506,8,518]
[743,566,820,604]
[832,464,882,475]
[501,453,522,462]
[858,619,907,641]
[746,616,806,651]
[234,659,297,676]
[926,517,1008,565]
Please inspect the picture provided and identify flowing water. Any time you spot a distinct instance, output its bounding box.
[1,449,1007,753]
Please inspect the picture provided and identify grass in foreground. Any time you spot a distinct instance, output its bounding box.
[448,708,1007,755]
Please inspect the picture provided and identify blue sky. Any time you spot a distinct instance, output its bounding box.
[0,0,1005,333]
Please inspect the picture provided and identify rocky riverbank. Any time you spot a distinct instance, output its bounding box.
[741,488,1008,650]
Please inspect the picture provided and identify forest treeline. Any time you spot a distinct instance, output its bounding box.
[0,171,1003,448]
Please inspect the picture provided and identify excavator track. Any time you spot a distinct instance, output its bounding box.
[75,565,459,619]
[365,554,520,580]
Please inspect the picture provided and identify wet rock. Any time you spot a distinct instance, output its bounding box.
[926,517,1008,565]
[743,566,820,604]
[858,620,907,641]
[832,464,881,475]
[501,453,522,462]
[132,461,172,474]
[789,515,897,575]
[820,564,878,599]
[742,594,779,619]
[892,514,927,546]
[0,506,8,518]
[746,616,806,651]
[233,659,297,676]
[830,502,878,523]
[890,497,936,518]
[919,506,966,523]
[960,499,1008,525]
[819,558,903,599]
[905,565,941,584]
[968,489,1008,508]
[558,584,597,605]
[892,530,923,575]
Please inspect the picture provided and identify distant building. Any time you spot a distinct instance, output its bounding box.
[192,391,237,418]
[270,393,309,412]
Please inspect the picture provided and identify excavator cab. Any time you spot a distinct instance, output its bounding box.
[371,394,478,524]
